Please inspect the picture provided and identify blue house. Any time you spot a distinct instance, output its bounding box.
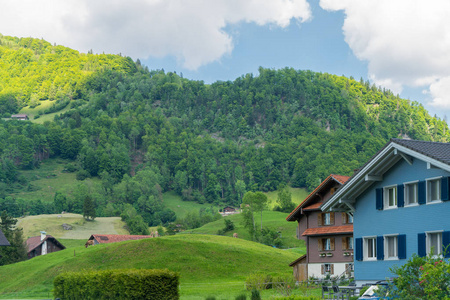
[322,138,450,286]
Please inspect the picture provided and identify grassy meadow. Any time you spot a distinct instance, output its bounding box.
[10,158,99,203]
[19,101,72,124]
[181,210,305,250]
[0,234,312,299]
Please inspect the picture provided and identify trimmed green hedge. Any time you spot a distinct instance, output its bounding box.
[53,269,179,299]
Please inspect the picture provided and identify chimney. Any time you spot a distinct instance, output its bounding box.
[40,231,46,241]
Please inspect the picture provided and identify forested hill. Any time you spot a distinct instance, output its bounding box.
[0,35,448,228]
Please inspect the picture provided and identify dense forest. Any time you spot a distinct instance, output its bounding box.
[0,35,448,232]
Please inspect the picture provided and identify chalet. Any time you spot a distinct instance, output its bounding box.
[10,114,29,120]
[322,139,450,286]
[286,174,353,281]
[26,231,65,259]
[86,234,154,246]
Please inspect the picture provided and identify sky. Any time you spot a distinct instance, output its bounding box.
[1,0,450,120]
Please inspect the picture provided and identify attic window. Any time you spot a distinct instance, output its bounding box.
[330,187,336,195]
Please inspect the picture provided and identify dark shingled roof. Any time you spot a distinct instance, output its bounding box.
[0,229,9,246]
[392,138,450,165]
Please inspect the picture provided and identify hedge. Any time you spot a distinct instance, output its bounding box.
[53,269,179,299]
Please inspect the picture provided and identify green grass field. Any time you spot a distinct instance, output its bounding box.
[17,213,129,241]
[182,210,305,250]
[163,191,221,219]
[0,234,309,299]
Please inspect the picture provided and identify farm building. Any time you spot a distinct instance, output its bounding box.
[26,231,65,259]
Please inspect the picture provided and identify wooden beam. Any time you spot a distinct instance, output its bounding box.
[394,149,413,165]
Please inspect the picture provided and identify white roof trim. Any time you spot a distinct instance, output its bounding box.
[322,141,450,212]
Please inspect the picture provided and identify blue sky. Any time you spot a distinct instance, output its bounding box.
[1,0,449,120]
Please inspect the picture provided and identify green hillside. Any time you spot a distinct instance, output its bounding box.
[0,34,449,238]
[183,210,304,250]
[0,234,300,299]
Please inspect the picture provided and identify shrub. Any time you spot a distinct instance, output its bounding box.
[390,252,450,299]
[274,296,320,300]
[235,294,247,300]
[245,273,273,290]
[251,289,261,300]
[54,269,179,300]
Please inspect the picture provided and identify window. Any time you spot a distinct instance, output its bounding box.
[323,213,331,225]
[404,182,418,206]
[385,235,398,259]
[427,178,441,203]
[319,238,334,251]
[342,213,353,224]
[427,232,442,256]
[319,212,334,226]
[384,185,397,208]
[348,237,354,250]
[323,238,331,251]
[322,263,334,275]
[342,236,353,250]
[364,237,377,260]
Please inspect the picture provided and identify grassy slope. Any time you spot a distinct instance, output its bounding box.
[182,210,305,250]
[10,158,100,203]
[17,213,128,241]
[0,234,300,299]
[163,191,221,219]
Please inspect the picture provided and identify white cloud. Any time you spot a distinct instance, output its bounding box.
[320,0,450,113]
[0,0,311,70]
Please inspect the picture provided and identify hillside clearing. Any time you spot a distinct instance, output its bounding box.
[17,213,128,240]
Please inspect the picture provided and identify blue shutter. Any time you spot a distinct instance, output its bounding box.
[377,236,384,260]
[397,184,404,207]
[376,188,383,210]
[441,177,449,201]
[443,231,450,258]
[355,238,363,261]
[418,181,426,205]
[418,233,426,257]
[398,234,407,259]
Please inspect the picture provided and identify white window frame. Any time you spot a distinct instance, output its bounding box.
[324,263,332,273]
[323,213,331,225]
[404,181,418,207]
[426,231,443,257]
[364,236,377,261]
[427,177,442,204]
[384,234,398,260]
[384,185,397,209]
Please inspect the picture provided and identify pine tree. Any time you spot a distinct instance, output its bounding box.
[83,195,96,221]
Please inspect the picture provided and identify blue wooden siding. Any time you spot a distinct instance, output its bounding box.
[353,157,450,282]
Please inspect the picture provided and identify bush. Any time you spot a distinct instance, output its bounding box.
[245,273,273,290]
[54,269,179,300]
[390,252,450,299]
[251,289,261,300]
[235,294,247,300]
[274,296,320,300]
[76,169,90,180]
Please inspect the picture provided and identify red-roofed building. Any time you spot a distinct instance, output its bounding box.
[26,231,65,259]
[286,174,353,281]
[86,234,154,246]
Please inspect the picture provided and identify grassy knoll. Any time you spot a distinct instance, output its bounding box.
[10,158,100,203]
[17,213,128,241]
[182,210,305,250]
[0,234,302,299]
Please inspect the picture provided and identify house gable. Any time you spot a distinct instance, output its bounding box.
[323,139,450,285]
